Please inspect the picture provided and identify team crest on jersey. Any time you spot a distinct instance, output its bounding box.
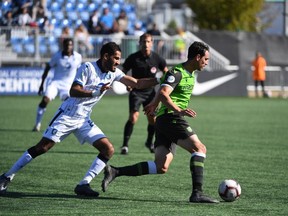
[150,67,157,74]
[106,73,112,79]
[167,75,175,83]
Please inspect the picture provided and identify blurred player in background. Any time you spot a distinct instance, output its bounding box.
[102,41,219,203]
[120,33,168,155]
[32,38,82,132]
[252,51,267,98]
[0,42,160,197]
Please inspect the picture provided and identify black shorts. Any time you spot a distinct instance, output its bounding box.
[129,90,155,112]
[154,113,196,153]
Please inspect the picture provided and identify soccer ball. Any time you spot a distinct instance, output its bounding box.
[218,179,241,202]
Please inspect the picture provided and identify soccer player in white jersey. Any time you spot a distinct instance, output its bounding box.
[0,42,160,197]
[32,38,82,132]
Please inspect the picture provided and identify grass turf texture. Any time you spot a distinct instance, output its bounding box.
[0,95,287,216]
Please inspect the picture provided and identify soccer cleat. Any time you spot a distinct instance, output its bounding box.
[189,190,219,203]
[32,123,41,132]
[120,146,128,155]
[74,184,99,197]
[101,165,118,192]
[145,142,155,153]
[0,174,11,195]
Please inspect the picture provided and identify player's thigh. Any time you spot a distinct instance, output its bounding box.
[177,134,206,154]
[74,119,106,145]
[43,112,75,143]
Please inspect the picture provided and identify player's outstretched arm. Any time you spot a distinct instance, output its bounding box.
[119,75,159,90]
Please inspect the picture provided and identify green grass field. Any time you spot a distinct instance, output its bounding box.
[0,95,287,216]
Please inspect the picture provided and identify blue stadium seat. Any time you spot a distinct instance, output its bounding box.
[53,11,64,20]
[22,37,35,55]
[88,3,97,13]
[66,11,78,22]
[76,3,86,12]
[48,36,59,54]
[50,2,61,12]
[66,2,75,12]
[11,38,23,55]
[79,11,90,22]
[111,3,121,17]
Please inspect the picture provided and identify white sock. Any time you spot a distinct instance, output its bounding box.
[79,156,106,185]
[35,106,46,125]
[5,151,33,180]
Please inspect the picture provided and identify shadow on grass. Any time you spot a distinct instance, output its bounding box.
[0,192,187,204]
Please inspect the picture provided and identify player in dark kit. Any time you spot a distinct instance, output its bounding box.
[102,41,219,203]
[120,33,168,154]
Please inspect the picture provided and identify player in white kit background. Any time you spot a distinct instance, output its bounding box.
[0,42,160,197]
[33,38,82,132]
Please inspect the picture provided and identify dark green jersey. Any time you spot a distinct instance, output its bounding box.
[157,63,195,116]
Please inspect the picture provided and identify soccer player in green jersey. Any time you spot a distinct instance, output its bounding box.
[102,41,219,203]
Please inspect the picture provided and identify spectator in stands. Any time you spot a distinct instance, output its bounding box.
[38,16,53,34]
[17,6,33,27]
[88,10,101,34]
[116,10,128,35]
[0,10,17,27]
[174,27,187,60]
[74,24,94,56]
[111,21,125,45]
[147,23,161,36]
[0,10,17,42]
[252,51,268,98]
[99,7,115,34]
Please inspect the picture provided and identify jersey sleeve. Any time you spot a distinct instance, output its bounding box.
[161,69,182,89]
[113,68,126,81]
[73,63,90,86]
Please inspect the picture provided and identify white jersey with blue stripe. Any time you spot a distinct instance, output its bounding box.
[59,61,125,119]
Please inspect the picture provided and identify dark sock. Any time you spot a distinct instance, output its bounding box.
[146,124,155,145]
[118,162,149,176]
[190,155,205,192]
[123,120,134,147]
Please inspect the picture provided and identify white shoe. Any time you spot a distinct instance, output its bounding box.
[32,123,41,132]
[120,146,128,155]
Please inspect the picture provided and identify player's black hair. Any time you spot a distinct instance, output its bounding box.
[63,38,73,46]
[187,41,209,59]
[100,42,121,57]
